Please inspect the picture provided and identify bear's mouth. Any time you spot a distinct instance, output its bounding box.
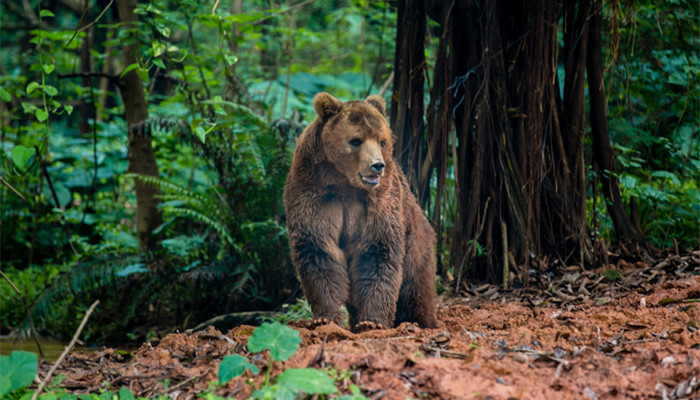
[360,174,380,185]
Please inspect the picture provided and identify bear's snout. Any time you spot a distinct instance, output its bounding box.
[371,161,385,174]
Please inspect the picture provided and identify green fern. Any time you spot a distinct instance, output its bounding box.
[127,173,240,250]
[28,254,144,327]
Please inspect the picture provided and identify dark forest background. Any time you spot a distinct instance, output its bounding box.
[1,0,698,343]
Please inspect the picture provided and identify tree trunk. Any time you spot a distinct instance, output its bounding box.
[116,0,162,252]
[390,0,426,199]
[393,0,646,286]
[586,0,647,248]
[540,0,592,264]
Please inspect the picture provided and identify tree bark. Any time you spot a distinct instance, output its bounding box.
[116,0,162,252]
[390,0,426,198]
[586,0,647,248]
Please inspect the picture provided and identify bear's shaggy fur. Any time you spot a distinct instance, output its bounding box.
[284,92,437,332]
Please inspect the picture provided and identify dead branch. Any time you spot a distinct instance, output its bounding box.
[32,300,100,400]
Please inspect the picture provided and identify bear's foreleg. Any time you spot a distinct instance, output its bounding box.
[291,234,350,327]
[350,247,403,332]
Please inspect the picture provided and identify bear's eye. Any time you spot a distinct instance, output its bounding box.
[349,139,362,147]
[380,140,387,148]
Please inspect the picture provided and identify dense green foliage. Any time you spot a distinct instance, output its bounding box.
[1,0,395,342]
[602,0,699,249]
[0,0,697,345]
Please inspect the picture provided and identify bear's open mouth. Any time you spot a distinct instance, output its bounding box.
[360,175,380,185]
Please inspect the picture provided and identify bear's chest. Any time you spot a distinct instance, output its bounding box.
[336,196,367,251]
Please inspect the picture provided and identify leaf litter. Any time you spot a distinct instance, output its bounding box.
[34,250,699,399]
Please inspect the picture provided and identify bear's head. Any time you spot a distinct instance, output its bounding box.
[313,92,394,191]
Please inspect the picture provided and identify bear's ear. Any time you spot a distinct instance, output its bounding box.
[314,92,342,119]
[365,95,386,116]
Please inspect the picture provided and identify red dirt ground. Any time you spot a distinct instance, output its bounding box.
[37,252,699,399]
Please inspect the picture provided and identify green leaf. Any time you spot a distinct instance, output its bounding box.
[26,82,40,95]
[35,108,49,122]
[275,368,337,395]
[0,88,11,102]
[218,354,260,384]
[42,64,55,75]
[136,67,149,83]
[44,85,58,96]
[21,102,37,113]
[251,385,296,400]
[116,263,149,277]
[64,105,74,115]
[151,41,167,58]
[0,351,38,397]
[190,119,207,144]
[246,322,300,361]
[39,9,55,18]
[119,387,136,400]
[10,145,35,170]
[223,53,238,66]
[155,23,170,38]
[120,63,140,79]
[152,58,166,70]
[651,170,680,186]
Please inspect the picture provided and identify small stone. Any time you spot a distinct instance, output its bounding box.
[661,356,675,368]
[512,352,529,364]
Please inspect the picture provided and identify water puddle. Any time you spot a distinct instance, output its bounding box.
[1,336,98,362]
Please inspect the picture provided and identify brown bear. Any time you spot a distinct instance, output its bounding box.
[284,92,437,332]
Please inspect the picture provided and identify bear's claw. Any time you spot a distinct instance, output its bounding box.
[308,318,332,329]
[354,321,384,332]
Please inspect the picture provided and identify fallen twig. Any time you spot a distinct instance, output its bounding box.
[166,375,198,393]
[418,344,471,360]
[32,300,100,400]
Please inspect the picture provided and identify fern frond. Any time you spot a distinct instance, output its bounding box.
[168,208,239,251]
[128,173,231,219]
[30,254,143,324]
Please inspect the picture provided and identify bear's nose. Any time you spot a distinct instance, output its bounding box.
[371,161,385,174]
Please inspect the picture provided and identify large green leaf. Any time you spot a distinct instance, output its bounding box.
[218,354,260,384]
[275,368,338,395]
[246,322,300,361]
[119,386,136,400]
[10,145,35,170]
[0,351,38,396]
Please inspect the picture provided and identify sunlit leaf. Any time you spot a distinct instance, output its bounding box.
[44,85,58,96]
[0,351,37,397]
[26,82,40,95]
[246,322,300,361]
[151,41,167,58]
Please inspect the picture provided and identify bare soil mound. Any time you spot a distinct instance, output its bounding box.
[38,252,699,399]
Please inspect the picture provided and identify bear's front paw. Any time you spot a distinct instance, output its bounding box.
[354,321,385,332]
[308,317,334,329]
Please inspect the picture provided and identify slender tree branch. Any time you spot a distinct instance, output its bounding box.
[0,176,28,202]
[31,300,100,400]
[0,271,44,360]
